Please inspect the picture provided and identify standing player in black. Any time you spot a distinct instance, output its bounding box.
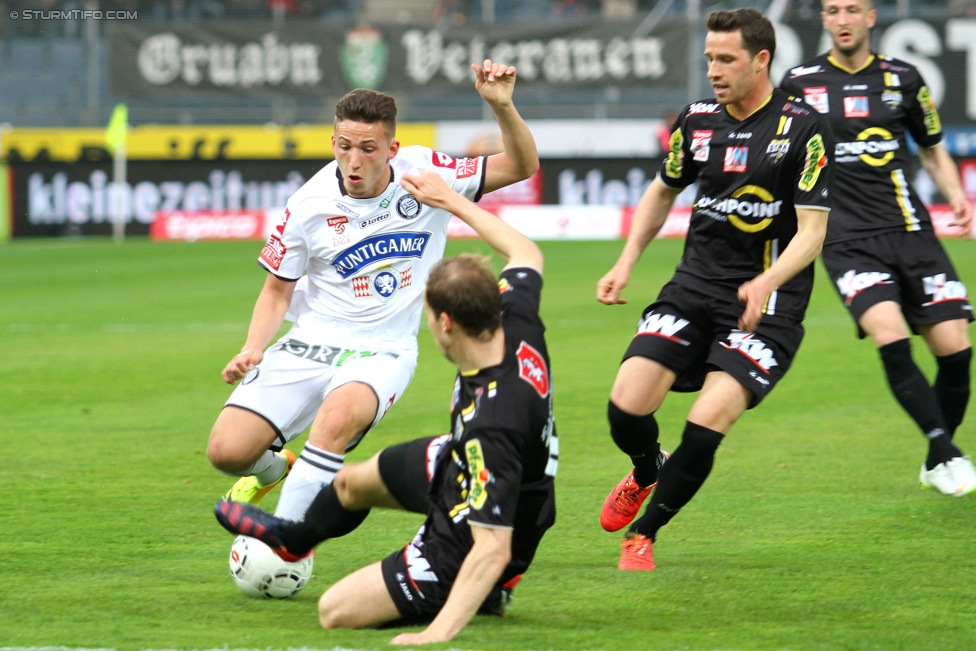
[215,169,557,645]
[596,8,834,570]
[782,0,976,496]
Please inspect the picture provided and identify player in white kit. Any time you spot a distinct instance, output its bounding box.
[206,60,540,520]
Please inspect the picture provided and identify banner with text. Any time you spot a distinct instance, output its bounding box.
[110,17,976,123]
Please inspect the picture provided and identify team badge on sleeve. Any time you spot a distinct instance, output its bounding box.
[260,235,287,271]
[798,134,827,191]
[465,439,491,510]
[918,86,942,136]
[456,157,479,179]
[517,342,550,398]
[432,151,456,168]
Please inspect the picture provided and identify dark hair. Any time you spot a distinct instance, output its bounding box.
[426,254,502,340]
[705,8,776,63]
[334,89,397,136]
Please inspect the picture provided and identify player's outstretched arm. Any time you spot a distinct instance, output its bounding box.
[597,177,680,305]
[222,274,296,384]
[919,143,973,232]
[390,524,512,646]
[736,207,827,332]
[402,170,543,272]
[473,59,540,193]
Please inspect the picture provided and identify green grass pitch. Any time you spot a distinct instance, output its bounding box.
[2,236,975,651]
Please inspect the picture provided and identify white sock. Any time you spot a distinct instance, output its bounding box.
[246,450,287,486]
[274,443,344,521]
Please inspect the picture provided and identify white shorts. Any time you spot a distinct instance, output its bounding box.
[225,337,418,452]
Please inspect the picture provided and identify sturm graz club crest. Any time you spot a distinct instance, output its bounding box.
[397,194,422,220]
[341,27,388,89]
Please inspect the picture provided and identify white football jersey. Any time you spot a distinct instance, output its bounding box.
[258,146,487,353]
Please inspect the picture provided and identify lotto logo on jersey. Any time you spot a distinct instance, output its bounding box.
[432,151,456,168]
[456,157,479,179]
[259,235,286,271]
[327,216,348,234]
[835,270,893,305]
[273,208,291,236]
[636,311,690,344]
[803,86,829,114]
[723,147,749,173]
[844,96,870,118]
[923,274,969,306]
[517,341,550,398]
[720,331,778,372]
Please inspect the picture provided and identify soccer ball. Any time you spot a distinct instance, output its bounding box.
[228,535,314,599]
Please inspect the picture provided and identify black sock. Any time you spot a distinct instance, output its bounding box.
[630,422,724,540]
[879,339,961,469]
[279,483,370,556]
[934,347,971,438]
[608,401,662,487]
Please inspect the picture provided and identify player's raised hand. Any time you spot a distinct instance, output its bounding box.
[222,349,263,384]
[472,59,516,107]
[401,169,455,211]
[597,266,631,305]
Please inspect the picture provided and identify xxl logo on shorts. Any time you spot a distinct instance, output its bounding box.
[517,342,550,398]
[636,312,690,345]
[330,232,431,278]
[923,274,968,306]
[405,541,438,583]
[836,270,893,305]
[720,331,778,372]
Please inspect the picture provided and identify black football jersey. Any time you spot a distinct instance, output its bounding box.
[781,53,942,244]
[424,267,558,584]
[659,88,834,321]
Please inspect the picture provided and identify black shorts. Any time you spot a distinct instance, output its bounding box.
[377,435,460,622]
[821,231,973,338]
[377,435,448,515]
[623,277,805,407]
[380,535,460,623]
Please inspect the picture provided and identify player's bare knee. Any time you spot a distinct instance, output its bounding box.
[206,434,238,471]
[317,594,347,629]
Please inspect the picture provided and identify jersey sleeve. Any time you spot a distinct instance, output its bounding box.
[463,430,522,529]
[657,108,698,190]
[902,70,943,149]
[791,116,835,211]
[424,148,488,202]
[258,204,309,281]
[498,267,544,329]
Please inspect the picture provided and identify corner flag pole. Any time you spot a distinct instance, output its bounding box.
[106,104,128,243]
